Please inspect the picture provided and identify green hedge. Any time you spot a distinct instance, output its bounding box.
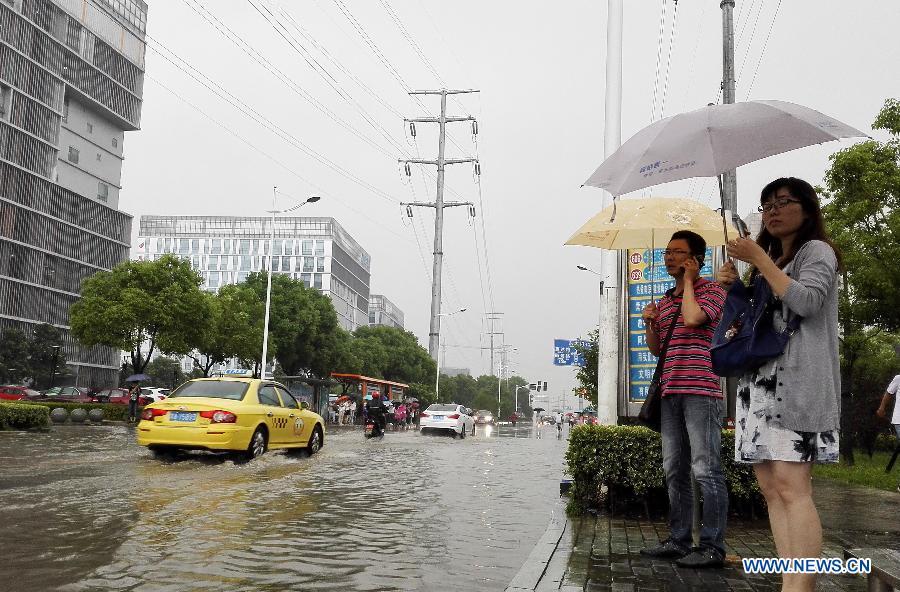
[874,432,898,452]
[16,401,137,422]
[565,425,764,516]
[0,402,51,430]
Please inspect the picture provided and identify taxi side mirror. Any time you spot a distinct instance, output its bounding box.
[300,401,310,410]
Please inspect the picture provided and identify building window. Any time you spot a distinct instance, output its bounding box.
[112,137,118,148]
[68,147,79,163]
[315,240,325,256]
[316,257,325,272]
[97,182,108,202]
[208,272,220,288]
[301,274,312,287]
[238,239,250,254]
[303,257,314,273]
[240,256,251,271]
[313,274,323,289]
[63,99,69,123]
[302,240,313,256]
[178,239,190,254]
[209,239,222,254]
[86,122,93,133]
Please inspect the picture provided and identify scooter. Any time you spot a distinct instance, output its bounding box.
[364,417,385,439]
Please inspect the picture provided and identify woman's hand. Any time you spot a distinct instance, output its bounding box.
[716,260,739,287]
[726,237,767,266]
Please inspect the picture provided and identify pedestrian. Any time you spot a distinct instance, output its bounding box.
[349,399,357,425]
[127,382,141,423]
[640,230,728,569]
[338,401,347,425]
[395,402,407,431]
[718,177,842,591]
[554,411,563,438]
[876,374,900,493]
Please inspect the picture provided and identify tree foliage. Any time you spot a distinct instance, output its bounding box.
[572,330,599,407]
[189,286,265,376]
[347,325,436,384]
[70,255,210,372]
[0,324,66,387]
[145,356,185,389]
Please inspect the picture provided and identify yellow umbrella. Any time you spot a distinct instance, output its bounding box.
[565,197,737,250]
[566,197,739,299]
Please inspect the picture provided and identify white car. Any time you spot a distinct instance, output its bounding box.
[140,387,170,402]
[419,404,474,438]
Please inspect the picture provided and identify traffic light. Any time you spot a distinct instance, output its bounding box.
[529,394,534,405]
[536,382,542,392]
[543,381,548,391]
[529,383,536,390]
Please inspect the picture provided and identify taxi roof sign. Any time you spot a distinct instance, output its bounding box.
[222,369,254,377]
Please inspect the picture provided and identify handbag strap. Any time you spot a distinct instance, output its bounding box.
[652,301,683,377]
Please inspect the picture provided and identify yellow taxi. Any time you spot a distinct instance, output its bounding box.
[137,374,325,461]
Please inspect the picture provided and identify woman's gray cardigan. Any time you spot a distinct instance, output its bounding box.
[765,239,841,433]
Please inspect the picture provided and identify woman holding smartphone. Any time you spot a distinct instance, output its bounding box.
[717,177,841,592]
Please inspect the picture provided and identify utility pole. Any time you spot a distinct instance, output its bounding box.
[720,0,738,215]
[485,311,504,376]
[401,89,479,362]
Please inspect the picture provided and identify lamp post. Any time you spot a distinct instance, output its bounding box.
[514,384,530,414]
[577,264,617,424]
[260,188,321,378]
[48,345,60,390]
[434,307,467,400]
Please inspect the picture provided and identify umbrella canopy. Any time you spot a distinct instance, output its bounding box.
[533,407,545,413]
[566,197,738,250]
[584,100,867,196]
[125,374,150,382]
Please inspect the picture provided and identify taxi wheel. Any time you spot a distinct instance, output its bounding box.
[307,426,323,456]
[243,427,267,462]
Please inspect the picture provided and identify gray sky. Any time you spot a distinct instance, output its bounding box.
[122,1,900,402]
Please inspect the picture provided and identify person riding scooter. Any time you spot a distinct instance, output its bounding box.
[365,393,388,438]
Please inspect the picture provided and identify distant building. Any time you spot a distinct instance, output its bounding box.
[441,367,471,378]
[368,294,404,329]
[137,216,371,331]
[0,0,147,387]
[743,211,763,240]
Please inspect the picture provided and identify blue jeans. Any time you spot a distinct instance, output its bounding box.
[661,394,728,554]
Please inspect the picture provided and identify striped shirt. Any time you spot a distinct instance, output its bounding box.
[651,277,726,399]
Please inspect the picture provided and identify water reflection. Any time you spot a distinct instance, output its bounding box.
[0,424,565,591]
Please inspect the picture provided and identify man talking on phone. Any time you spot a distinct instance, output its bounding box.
[640,230,729,568]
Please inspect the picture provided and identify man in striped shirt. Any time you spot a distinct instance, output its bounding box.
[639,230,729,569]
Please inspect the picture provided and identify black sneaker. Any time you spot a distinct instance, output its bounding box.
[640,538,691,559]
[675,546,724,569]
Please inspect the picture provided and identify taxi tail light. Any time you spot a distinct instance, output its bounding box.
[448,413,460,419]
[199,410,237,424]
[420,412,429,418]
[141,408,168,420]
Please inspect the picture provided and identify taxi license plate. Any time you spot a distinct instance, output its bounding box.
[170,412,197,422]
[433,415,443,420]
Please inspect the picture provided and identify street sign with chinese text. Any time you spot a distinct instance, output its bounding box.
[553,339,588,366]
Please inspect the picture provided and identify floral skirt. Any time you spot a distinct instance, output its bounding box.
[735,359,839,464]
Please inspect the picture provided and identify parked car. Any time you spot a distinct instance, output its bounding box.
[419,404,474,438]
[92,388,153,406]
[37,386,93,403]
[0,385,42,401]
[474,409,494,425]
[140,388,170,402]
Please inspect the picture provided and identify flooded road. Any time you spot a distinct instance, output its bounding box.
[0,423,568,591]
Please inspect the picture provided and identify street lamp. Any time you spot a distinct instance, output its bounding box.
[514,384,531,413]
[260,188,321,378]
[435,307,467,400]
[48,345,60,390]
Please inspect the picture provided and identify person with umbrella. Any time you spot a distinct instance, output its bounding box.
[718,178,841,592]
[639,230,728,569]
[127,381,141,423]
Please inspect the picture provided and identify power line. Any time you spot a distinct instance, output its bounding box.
[658,0,680,119]
[745,0,784,99]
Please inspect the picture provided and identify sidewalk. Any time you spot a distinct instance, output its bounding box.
[507,479,900,592]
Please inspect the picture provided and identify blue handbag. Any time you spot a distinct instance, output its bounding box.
[710,275,802,377]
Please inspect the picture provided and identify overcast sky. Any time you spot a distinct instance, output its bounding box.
[122,1,900,403]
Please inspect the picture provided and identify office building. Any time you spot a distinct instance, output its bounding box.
[0,0,146,387]
[368,294,403,329]
[137,216,371,331]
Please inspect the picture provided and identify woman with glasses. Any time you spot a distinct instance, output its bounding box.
[717,177,841,592]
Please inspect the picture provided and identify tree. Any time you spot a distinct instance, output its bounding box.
[0,329,31,385]
[822,98,900,463]
[70,255,211,373]
[572,330,599,407]
[189,286,264,376]
[145,356,185,389]
[28,323,67,389]
[351,325,436,384]
[243,272,345,378]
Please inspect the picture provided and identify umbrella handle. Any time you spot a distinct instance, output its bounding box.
[717,175,735,265]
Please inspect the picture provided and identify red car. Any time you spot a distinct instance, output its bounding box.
[92,388,151,406]
[0,385,42,401]
[36,386,93,403]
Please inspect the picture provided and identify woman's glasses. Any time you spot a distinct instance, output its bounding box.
[758,198,801,213]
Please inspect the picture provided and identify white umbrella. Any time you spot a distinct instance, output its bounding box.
[583,100,868,196]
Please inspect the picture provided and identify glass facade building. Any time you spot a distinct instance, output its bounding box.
[368,294,404,329]
[0,0,146,388]
[137,216,372,332]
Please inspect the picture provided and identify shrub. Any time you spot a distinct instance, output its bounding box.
[16,401,136,422]
[565,425,764,516]
[874,432,898,452]
[0,402,51,430]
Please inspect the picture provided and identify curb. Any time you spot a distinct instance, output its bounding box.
[505,499,579,592]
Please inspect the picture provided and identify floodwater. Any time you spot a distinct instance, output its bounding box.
[0,422,569,591]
